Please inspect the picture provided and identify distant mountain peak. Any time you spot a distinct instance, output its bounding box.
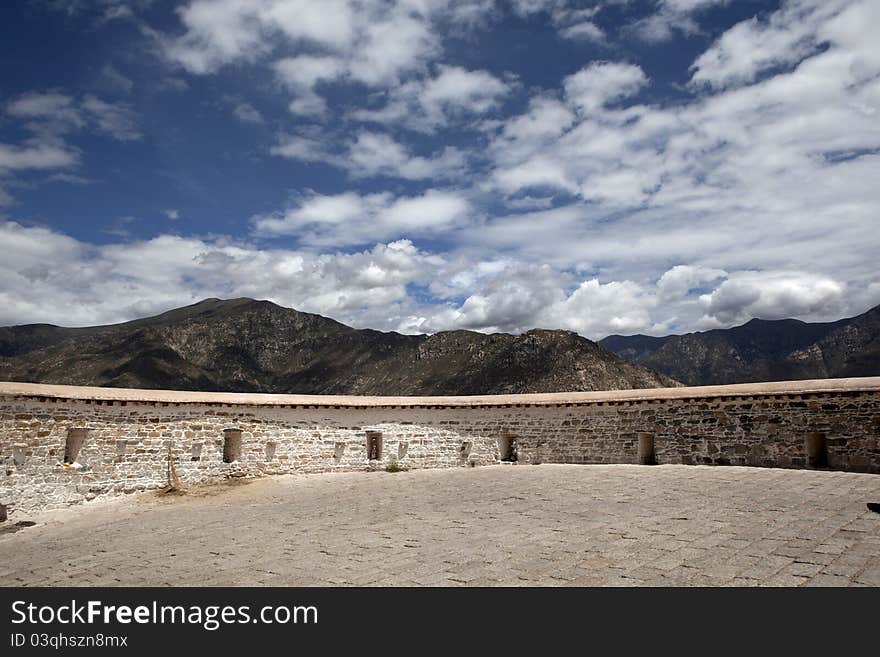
[0,298,676,395]
[600,303,880,385]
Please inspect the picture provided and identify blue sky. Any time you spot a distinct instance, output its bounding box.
[1,0,878,338]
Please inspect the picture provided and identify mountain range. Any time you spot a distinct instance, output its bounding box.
[0,298,675,394]
[2,298,876,394]
[600,303,880,386]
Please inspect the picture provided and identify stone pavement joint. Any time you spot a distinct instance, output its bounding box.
[1,464,878,587]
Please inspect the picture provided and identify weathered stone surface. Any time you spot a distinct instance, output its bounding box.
[1,465,878,587]
[1,378,878,513]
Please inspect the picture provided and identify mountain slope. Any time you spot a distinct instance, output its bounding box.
[0,298,678,394]
[600,304,880,385]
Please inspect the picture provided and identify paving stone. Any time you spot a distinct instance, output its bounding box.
[1,465,878,587]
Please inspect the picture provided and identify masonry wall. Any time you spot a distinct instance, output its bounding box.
[1,380,879,514]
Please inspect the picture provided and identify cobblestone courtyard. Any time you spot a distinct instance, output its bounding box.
[2,464,879,586]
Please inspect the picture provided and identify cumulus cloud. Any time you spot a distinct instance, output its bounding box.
[0,142,79,173]
[273,55,345,116]
[628,0,731,43]
[657,265,727,301]
[81,95,142,141]
[559,21,605,42]
[271,130,468,181]
[6,92,84,129]
[251,189,472,246]
[5,91,141,141]
[420,264,567,333]
[690,0,852,90]
[0,220,440,330]
[352,65,512,132]
[159,1,480,90]
[483,0,880,265]
[0,219,873,339]
[346,132,467,180]
[4,0,878,343]
[0,90,141,204]
[563,61,648,112]
[697,271,847,327]
[231,102,264,124]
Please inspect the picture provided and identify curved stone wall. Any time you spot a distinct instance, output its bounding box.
[1,378,879,513]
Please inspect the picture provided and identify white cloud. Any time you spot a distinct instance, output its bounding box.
[99,64,135,94]
[4,0,878,343]
[690,0,852,90]
[628,0,731,43]
[346,8,439,86]
[273,55,344,116]
[5,91,141,141]
[231,102,264,124]
[165,209,180,220]
[698,271,846,326]
[158,2,511,125]
[0,220,443,330]
[418,65,511,120]
[0,90,139,205]
[6,92,84,129]
[657,264,727,301]
[0,219,875,340]
[270,130,467,181]
[549,278,658,336]
[421,264,567,333]
[563,61,648,112]
[160,1,477,92]
[81,95,142,141]
[0,142,79,173]
[347,132,467,180]
[352,65,511,132]
[559,21,605,42]
[251,189,472,245]
[269,133,329,162]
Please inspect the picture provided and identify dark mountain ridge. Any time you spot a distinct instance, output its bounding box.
[600,304,880,386]
[0,298,677,394]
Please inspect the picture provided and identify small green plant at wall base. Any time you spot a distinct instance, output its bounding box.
[385,461,408,472]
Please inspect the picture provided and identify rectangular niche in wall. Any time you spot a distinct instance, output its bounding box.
[366,431,383,461]
[223,429,242,463]
[265,442,277,461]
[398,441,409,460]
[13,444,28,467]
[191,442,203,462]
[459,441,472,464]
[334,442,345,463]
[806,432,827,468]
[64,428,88,465]
[498,434,517,462]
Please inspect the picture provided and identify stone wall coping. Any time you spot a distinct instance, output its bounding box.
[1,377,879,408]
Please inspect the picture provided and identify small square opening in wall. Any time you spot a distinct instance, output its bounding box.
[499,434,517,462]
[366,431,383,460]
[223,429,242,463]
[64,428,88,465]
